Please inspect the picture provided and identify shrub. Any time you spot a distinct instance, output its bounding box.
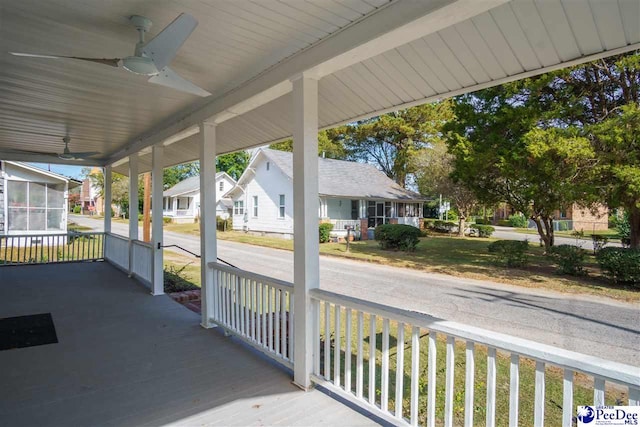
[432,220,456,233]
[497,219,511,227]
[163,216,172,224]
[374,224,421,252]
[216,216,232,231]
[319,223,334,243]
[591,235,609,255]
[423,218,436,229]
[72,205,81,214]
[548,245,586,276]
[558,220,570,231]
[596,248,640,286]
[164,263,199,293]
[474,218,490,225]
[138,213,144,221]
[488,240,529,267]
[470,224,495,238]
[508,214,528,228]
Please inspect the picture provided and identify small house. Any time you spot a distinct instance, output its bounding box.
[225,149,425,239]
[162,172,236,223]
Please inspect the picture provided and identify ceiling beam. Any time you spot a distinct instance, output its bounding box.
[0,150,104,167]
[106,0,508,166]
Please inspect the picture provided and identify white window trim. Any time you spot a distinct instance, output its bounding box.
[278,194,285,219]
[252,195,258,218]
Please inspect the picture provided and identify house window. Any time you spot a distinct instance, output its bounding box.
[177,197,190,210]
[219,181,224,192]
[7,181,65,231]
[253,196,258,217]
[278,194,285,219]
[233,201,244,215]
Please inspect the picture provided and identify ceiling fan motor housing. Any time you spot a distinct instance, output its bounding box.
[122,56,158,76]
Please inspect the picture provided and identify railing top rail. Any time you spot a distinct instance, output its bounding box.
[1,231,104,238]
[131,239,153,248]
[208,262,294,291]
[105,232,129,242]
[311,288,640,388]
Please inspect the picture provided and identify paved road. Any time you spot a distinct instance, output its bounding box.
[492,226,621,251]
[71,215,640,366]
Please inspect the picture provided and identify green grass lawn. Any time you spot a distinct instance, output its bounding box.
[514,227,622,241]
[209,231,638,302]
[320,305,625,427]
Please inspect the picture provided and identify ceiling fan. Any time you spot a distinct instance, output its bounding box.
[4,137,100,161]
[10,13,211,97]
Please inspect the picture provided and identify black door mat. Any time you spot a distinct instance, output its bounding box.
[0,313,58,351]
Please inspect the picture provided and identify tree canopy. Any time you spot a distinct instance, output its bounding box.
[269,129,348,160]
[445,51,640,249]
[216,151,250,180]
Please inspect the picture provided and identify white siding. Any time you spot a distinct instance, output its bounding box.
[233,156,293,235]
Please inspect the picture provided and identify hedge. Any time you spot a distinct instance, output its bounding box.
[548,245,586,276]
[596,247,640,286]
[470,224,495,238]
[488,240,529,267]
[374,224,421,252]
[319,223,334,243]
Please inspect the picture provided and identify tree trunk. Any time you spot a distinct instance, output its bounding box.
[532,215,554,253]
[458,216,466,237]
[630,205,640,249]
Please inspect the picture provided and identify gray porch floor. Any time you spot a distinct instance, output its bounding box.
[0,262,377,426]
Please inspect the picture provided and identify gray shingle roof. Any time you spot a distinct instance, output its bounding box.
[163,172,230,197]
[260,148,424,200]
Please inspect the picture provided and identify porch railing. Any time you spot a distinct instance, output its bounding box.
[309,288,640,427]
[0,232,104,265]
[104,233,129,271]
[330,219,360,230]
[208,262,294,368]
[131,239,153,287]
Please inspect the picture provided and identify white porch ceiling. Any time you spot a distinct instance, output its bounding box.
[0,0,390,164]
[0,0,638,175]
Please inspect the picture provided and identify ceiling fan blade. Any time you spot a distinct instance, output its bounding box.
[68,151,100,158]
[142,13,197,71]
[148,66,210,97]
[1,147,58,156]
[10,52,120,67]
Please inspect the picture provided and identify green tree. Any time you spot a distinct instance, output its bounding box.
[216,151,250,180]
[163,162,199,190]
[269,129,348,160]
[446,84,596,251]
[589,103,640,248]
[342,101,454,188]
[414,141,478,236]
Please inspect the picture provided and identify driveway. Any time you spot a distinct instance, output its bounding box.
[70,215,640,366]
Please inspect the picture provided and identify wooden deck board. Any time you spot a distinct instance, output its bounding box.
[0,262,378,426]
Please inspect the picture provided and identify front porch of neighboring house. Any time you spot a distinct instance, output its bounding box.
[162,193,199,223]
[322,198,423,240]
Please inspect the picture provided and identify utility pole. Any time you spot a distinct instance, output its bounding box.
[439,194,443,220]
[143,172,151,242]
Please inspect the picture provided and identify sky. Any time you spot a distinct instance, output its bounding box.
[29,163,91,180]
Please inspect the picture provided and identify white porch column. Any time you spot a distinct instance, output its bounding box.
[199,121,217,328]
[104,165,112,233]
[128,154,139,240]
[292,74,319,390]
[151,145,164,295]
[128,154,139,275]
